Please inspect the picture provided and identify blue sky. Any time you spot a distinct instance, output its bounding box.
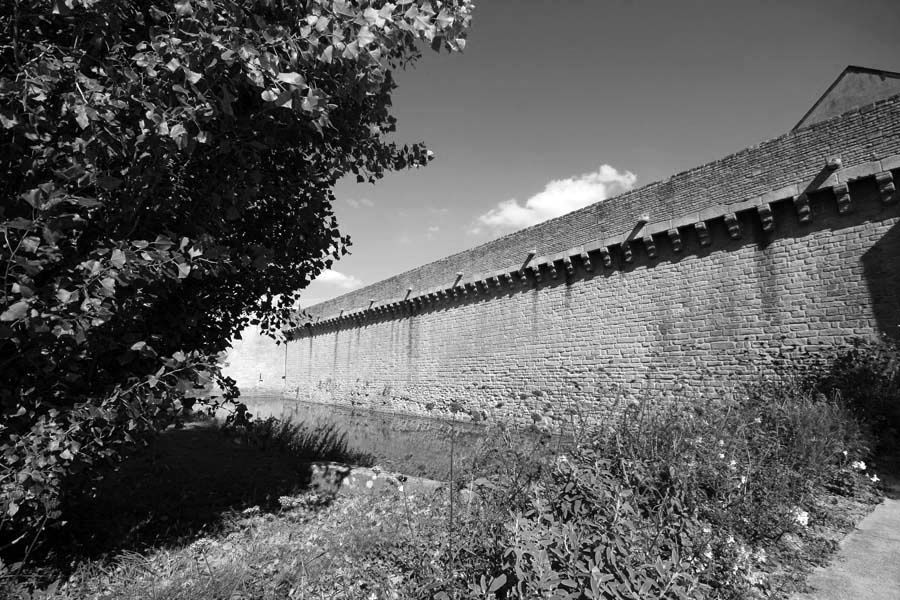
[301,0,900,305]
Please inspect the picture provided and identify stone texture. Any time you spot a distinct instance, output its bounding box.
[223,94,900,427]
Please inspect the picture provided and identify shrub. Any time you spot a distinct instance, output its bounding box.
[1,0,473,553]
[483,367,876,599]
[817,337,900,451]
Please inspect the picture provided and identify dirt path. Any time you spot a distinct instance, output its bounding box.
[791,458,900,600]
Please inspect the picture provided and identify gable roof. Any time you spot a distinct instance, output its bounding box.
[793,65,900,131]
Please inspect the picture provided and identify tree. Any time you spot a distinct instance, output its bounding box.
[0,0,472,546]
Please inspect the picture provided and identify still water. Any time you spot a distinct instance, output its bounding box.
[236,393,565,480]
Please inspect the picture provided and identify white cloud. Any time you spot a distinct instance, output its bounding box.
[316,269,363,290]
[427,226,440,233]
[345,197,375,208]
[472,165,636,234]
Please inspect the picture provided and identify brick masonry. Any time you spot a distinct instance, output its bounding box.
[224,94,900,427]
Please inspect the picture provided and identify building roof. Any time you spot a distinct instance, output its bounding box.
[793,65,900,131]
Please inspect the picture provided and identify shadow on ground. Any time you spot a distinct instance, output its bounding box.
[50,421,337,562]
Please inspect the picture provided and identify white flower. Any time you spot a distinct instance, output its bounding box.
[365,479,374,489]
[397,485,404,493]
[851,460,867,471]
[728,459,737,469]
[842,450,848,457]
[791,507,809,527]
[753,417,762,424]
[870,474,880,483]
[740,476,747,486]
[717,453,725,460]
[718,439,724,447]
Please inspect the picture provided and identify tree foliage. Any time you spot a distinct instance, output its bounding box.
[0,0,472,546]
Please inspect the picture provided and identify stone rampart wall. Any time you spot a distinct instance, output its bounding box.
[224,95,900,426]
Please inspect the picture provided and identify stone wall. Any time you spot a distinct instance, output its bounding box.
[224,94,900,425]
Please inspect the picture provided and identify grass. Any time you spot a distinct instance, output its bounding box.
[3,342,896,599]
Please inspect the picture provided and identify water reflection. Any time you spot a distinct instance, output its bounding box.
[237,394,565,480]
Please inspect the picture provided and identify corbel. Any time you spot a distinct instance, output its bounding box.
[503,272,516,287]
[488,275,500,288]
[580,251,593,272]
[547,261,559,279]
[518,268,529,285]
[598,246,612,268]
[667,229,682,253]
[876,171,897,204]
[833,183,851,214]
[621,241,633,263]
[529,264,542,283]
[694,222,711,247]
[757,203,774,232]
[466,281,479,296]
[723,213,741,239]
[793,194,812,223]
[562,255,575,276]
[641,235,657,258]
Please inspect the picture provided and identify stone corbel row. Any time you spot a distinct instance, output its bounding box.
[303,158,900,333]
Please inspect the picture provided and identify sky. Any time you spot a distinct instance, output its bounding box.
[300,0,900,306]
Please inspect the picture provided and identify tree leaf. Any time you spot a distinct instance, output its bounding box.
[174,0,193,17]
[276,72,305,86]
[1,301,29,322]
[110,249,126,268]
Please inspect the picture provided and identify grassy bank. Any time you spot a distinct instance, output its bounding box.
[2,342,897,599]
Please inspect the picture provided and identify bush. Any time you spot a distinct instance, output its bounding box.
[477,369,876,599]
[0,0,473,554]
[817,338,900,451]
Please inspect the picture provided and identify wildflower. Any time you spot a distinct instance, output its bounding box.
[702,545,713,560]
[740,476,747,486]
[718,453,725,460]
[753,417,762,424]
[851,460,867,471]
[728,459,737,469]
[842,450,848,457]
[791,507,809,527]
[718,439,724,447]
[870,474,880,484]
[397,485,404,493]
[366,479,374,489]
